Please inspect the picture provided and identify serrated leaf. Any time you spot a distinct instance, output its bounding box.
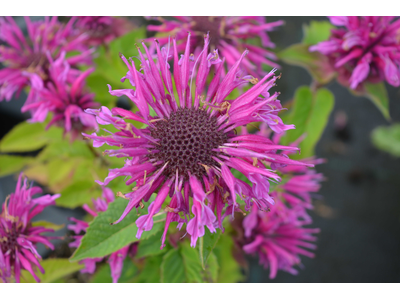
[0,121,61,152]
[91,258,138,283]
[302,20,335,45]
[278,43,336,85]
[20,258,83,283]
[160,248,185,283]
[37,140,93,162]
[0,155,33,177]
[136,233,167,258]
[181,242,204,283]
[206,252,219,282]
[213,234,244,283]
[199,228,222,269]
[70,198,163,261]
[363,82,390,121]
[31,220,64,231]
[371,124,400,157]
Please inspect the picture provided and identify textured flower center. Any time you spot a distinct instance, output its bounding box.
[191,16,223,44]
[148,107,228,181]
[0,224,19,257]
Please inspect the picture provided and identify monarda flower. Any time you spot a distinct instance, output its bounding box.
[68,188,134,283]
[0,173,60,283]
[0,16,93,102]
[147,16,283,76]
[84,33,312,248]
[309,16,400,89]
[21,52,99,140]
[75,16,134,47]
[242,201,320,279]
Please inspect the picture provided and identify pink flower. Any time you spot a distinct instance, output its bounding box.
[0,16,92,102]
[243,201,320,279]
[21,52,99,140]
[68,188,133,283]
[84,33,310,248]
[0,173,60,283]
[147,16,283,77]
[310,16,400,89]
[75,17,134,47]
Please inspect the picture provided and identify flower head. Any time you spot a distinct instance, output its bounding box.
[84,33,311,248]
[21,52,99,139]
[68,187,134,283]
[75,16,134,47]
[242,201,320,279]
[310,16,400,89]
[0,16,92,102]
[147,16,283,76]
[0,173,60,283]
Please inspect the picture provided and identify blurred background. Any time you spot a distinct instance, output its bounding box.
[1,16,399,283]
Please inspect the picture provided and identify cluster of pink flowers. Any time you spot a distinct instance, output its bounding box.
[68,188,135,283]
[310,16,400,89]
[147,16,283,77]
[84,33,312,249]
[0,173,60,283]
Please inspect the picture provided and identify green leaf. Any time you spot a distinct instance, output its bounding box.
[55,179,101,209]
[181,242,204,283]
[302,20,335,45]
[363,82,390,121]
[0,155,33,177]
[371,124,400,157]
[20,258,83,283]
[0,121,61,153]
[70,198,163,262]
[213,234,244,283]
[299,88,334,158]
[205,252,219,282]
[37,140,93,162]
[199,228,222,269]
[160,248,185,283]
[282,87,334,157]
[281,86,313,146]
[134,255,162,283]
[91,258,138,283]
[278,43,336,85]
[31,220,64,231]
[136,233,168,258]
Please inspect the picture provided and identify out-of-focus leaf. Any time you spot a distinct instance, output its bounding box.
[20,259,83,283]
[160,248,185,283]
[206,252,219,282]
[213,234,244,283]
[31,220,64,231]
[299,88,334,158]
[136,233,168,258]
[0,122,61,152]
[37,140,93,162]
[363,82,390,121]
[135,255,162,283]
[0,155,33,177]
[278,44,336,85]
[70,198,163,262]
[302,20,335,45]
[282,86,334,158]
[91,258,138,283]
[55,179,101,209]
[371,124,400,157]
[281,86,313,146]
[199,228,222,269]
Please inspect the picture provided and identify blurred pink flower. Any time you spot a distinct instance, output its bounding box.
[0,173,60,283]
[0,16,93,102]
[310,16,400,89]
[146,16,283,77]
[21,52,99,140]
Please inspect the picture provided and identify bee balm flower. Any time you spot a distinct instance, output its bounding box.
[0,173,60,283]
[84,33,311,248]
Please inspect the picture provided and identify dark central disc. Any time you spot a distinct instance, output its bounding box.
[149,107,228,181]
